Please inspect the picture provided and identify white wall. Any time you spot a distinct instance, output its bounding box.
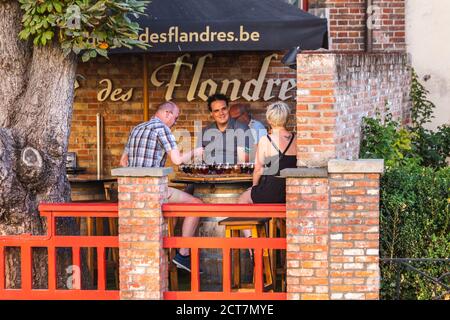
[406,0,450,129]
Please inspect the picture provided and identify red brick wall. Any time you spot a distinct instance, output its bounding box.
[333,53,411,160]
[329,172,380,299]
[308,0,406,52]
[116,174,169,299]
[286,175,330,300]
[296,52,410,167]
[71,52,296,174]
[283,160,382,300]
[370,0,406,52]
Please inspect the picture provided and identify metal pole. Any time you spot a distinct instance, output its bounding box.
[143,54,149,121]
[366,0,374,52]
[96,113,103,179]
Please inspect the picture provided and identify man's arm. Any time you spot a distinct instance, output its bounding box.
[237,147,248,163]
[120,134,132,167]
[236,120,254,163]
[168,147,203,165]
[120,152,129,167]
[159,125,203,165]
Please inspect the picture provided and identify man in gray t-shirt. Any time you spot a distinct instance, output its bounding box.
[200,94,254,164]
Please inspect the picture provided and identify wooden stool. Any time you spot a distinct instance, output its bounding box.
[218,217,273,291]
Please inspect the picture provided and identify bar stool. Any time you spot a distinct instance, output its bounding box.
[218,217,273,291]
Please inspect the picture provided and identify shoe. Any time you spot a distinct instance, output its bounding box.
[172,253,204,273]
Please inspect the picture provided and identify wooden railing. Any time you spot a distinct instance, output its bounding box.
[0,203,119,300]
[1,203,287,300]
[162,203,287,300]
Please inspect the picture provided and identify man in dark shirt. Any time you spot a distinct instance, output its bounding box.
[200,94,254,164]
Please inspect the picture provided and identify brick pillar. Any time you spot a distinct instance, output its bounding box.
[284,167,330,300]
[111,167,172,300]
[282,159,383,300]
[328,159,383,300]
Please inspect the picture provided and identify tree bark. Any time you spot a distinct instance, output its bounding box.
[0,1,78,289]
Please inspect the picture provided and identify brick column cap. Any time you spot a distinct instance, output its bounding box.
[111,167,173,177]
[328,159,384,174]
[280,167,328,178]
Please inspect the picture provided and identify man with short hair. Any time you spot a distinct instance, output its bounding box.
[230,103,268,144]
[120,101,203,272]
[200,94,254,164]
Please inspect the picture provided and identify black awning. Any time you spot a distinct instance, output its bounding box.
[114,0,327,53]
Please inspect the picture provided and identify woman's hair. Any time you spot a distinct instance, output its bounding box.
[266,101,291,127]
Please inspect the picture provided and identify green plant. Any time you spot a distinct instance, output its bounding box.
[360,69,450,169]
[409,70,450,168]
[380,166,450,299]
[360,107,419,168]
[18,0,149,61]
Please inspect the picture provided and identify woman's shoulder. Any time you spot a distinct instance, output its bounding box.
[258,134,270,145]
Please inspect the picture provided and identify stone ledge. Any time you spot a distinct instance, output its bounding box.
[111,167,173,177]
[328,159,384,174]
[280,167,328,178]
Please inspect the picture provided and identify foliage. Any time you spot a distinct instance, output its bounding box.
[360,70,450,169]
[380,165,450,299]
[360,70,450,299]
[409,70,450,168]
[18,0,149,61]
[360,107,419,168]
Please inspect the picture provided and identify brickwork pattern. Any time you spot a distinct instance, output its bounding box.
[370,0,406,52]
[311,0,405,52]
[286,177,330,300]
[117,176,169,300]
[296,52,410,166]
[333,53,411,160]
[285,170,381,300]
[329,173,380,300]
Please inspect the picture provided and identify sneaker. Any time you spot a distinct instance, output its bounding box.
[172,253,204,273]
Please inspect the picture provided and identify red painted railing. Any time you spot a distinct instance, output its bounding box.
[162,203,287,300]
[0,203,119,300]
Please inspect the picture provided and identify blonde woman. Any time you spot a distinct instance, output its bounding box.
[238,101,296,204]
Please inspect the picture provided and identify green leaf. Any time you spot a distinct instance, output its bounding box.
[54,2,62,13]
[44,30,54,40]
[33,34,40,46]
[96,48,108,58]
[81,51,91,62]
[19,28,31,40]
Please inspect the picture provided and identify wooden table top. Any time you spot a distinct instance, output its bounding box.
[68,174,117,183]
[172,174,252,184]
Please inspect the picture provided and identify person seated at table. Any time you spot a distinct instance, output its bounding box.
[119,101,203,273]
[229,103,267,145]
[238,101,296,205]
[199,94,254,165]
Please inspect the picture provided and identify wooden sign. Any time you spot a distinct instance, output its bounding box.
[75,53,295,103]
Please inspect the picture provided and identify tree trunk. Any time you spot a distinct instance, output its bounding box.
[0,1,78,289]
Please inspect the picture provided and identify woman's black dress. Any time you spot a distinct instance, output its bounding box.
[251,134,297,203]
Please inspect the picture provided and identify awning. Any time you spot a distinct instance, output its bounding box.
[114,0,328,53]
